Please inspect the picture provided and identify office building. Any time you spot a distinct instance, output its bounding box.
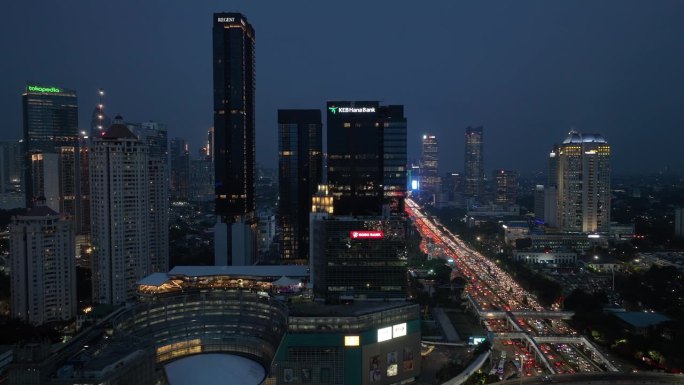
[464,126,484,199]
[213,12,257,265]
[90,118,159,304]
[278,109,322,264]
[533,185,545,221]
[493,169,518,205]
[0,140,23,194]
[22,84,78,207]
[310,216,407,300]
[169,137,190,200]
[326,101,407,216]
[10,200,76,325]
[190,156,214,202]
[420,134,439,197]
[553,131,611,233]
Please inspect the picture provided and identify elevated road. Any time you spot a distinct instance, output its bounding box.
[494,372,683,384]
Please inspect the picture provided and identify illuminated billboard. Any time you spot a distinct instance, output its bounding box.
[377,327,392,342]
[350,231,384,239]
[411,180,419,190]
[392,323,407,338]
[27,85,61,93]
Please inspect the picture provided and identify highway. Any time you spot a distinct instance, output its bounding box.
[494,372,684,384]
[405,198,618,377]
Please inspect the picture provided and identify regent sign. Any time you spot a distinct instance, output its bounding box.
[217,17,235,23]
[350,231,384,239]
[328,106,376,114]
[28,85,61,93]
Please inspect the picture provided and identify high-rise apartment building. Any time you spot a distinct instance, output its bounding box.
[90,118,164,304]
[553,131,611,233]
[213,13,257,265]
[10,200,75,325]
[326,101,407,216]
[277,109,322,264]
[22,84,78,207]
[493,169,518,205]
[169,137,190,200]
[130,121,170,274]
[464,126,484,199]
[420,134,439,197]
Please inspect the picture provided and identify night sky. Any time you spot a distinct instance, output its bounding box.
[3,1,684,175]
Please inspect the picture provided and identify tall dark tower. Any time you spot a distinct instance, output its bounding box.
[277,110,322,264]
[464,126,484,200]
[212,13,257,265]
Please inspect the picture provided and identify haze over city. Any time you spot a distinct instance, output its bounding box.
[3,1,684,174]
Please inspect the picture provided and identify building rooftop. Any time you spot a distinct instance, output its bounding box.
[562,131,608,145]
[289,300,412,317]
[613,311,670,328]
[168,265,309,279]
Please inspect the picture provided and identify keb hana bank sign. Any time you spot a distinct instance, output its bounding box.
[350,231,384,239]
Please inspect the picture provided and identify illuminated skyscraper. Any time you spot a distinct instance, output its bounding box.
[420,134,439,197]
[22,84,78,207]
[553,131,611,233]
[493,169,518,205]
[213,12,257,265]
[464,126,484,199]
[278,109,322,264]
[326,101,407,216]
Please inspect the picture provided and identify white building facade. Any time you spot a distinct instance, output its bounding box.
[10,203,76,325]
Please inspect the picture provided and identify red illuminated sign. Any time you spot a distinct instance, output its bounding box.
[350,231,384,239]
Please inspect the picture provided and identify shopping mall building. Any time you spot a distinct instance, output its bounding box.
[8,266,421,385]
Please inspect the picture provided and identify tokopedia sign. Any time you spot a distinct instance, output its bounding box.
[27,85,61,93]
[328,106,376,114]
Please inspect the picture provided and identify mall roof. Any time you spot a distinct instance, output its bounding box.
[164,354,265,385]
[137,272,170,286]
[168,265,310,278]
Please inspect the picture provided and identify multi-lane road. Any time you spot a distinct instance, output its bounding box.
[405,198,619,377]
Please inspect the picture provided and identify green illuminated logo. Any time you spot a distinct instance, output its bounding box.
[28,85,61,93]
[328,106,338,115]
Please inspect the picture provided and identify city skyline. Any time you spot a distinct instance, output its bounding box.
[3,2,684,175]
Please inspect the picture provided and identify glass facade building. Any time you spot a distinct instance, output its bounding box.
[464,126,484,199]
[326,102,407,216]
[278,109,322,264]
[311,216,408,300]
[22,84,78,206]
[213,13,257,265]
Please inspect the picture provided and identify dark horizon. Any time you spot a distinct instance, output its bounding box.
[3,1,684,175]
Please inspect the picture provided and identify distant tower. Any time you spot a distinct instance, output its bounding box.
[420,134,439,197]
[169,137,190,200]
[464,126,484,200]
[90,117,154,304]
[493,169,518,205]
[10,200,76,325]
[555,131,611,233]
[90,88,111,138]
